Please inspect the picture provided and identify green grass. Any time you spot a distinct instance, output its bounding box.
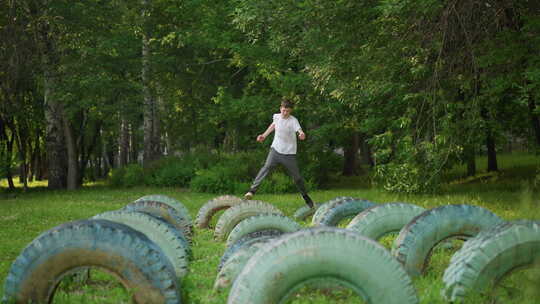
[0,153,539,303]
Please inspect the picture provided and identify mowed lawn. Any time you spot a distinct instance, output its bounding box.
[0,153,539,303]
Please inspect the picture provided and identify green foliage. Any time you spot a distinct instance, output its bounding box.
[143,155,214,187]
[371,132,459,193]
[189,163,249,194]
[108,164,145,188]
[107,167,127,187]
[122,164,145,187]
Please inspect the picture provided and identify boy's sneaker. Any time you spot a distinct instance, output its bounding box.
[244,191,254,200]
[302,194,314,208]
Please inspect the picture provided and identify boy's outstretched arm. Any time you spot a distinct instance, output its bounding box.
[257,123,275,142]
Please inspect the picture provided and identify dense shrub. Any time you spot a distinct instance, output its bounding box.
[107,167,125,187]
[124,164,145,187]
[107,148,337,192]
[257,170,316,194]
[144,156,200,187]
[189,163,249,193]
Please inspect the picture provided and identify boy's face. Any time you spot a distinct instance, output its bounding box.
[280,106,292,118]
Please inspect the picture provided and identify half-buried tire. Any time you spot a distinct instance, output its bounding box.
[311,197,357,226]
[214,201,283,241]
[347,202,426,241]
[124,200,193,240]
[317,199,376,227]
[293,203,321,221]
[93,210,190,278]
[2,219,180,304]
[195,195,243,229]
[215,241,271,290]
[219,230,283,271]
[442,220,540,302]
[135,194,192,225]
[391,204,504,278]
[228,227,418,304]
[226,213,301,247]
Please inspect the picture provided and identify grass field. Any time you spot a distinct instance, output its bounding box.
[0,152,539,303]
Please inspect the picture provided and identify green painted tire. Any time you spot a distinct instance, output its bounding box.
[93,210,190,278]
[228,227,418,304]
[293,203,321,221]
[214,201,283,241]
[2,219,180,304]
[226,214,301,247]
[135,194,192,224]
[391,204,503,278]
[215,241,270,290]
[347,203,426,241]
[219,230,283,271]
[124,200,193,240]
[442,220,540,302]
[317,199,375,226]
[311,197,357,226]
[195,195,243,229]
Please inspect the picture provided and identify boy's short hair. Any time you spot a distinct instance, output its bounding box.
[281,99,294,109]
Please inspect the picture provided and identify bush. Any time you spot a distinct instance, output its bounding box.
[108,167,126,187]
[257,170,315,194]
[144,156,199,187]
[190,163,249,193]
[123,164,145,187]
[107,149,329,192]
[108,164,145,187]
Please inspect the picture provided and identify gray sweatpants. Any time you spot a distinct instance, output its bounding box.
[249,148,307,195]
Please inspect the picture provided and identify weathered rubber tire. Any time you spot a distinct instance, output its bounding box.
[124,200,193,240]
[226,214,301,247]
[317,199,376,226]
[311,197,357,226]
[391,204,504,278]
[347,203,426,241]
[228,227,418,304]
[214,201,283,241]
[442,220,540,302]
[219,230,283,271]
[135,194,192,224]
[93,210,190,278]
[293,203,321,221]
[2,219,180,304]
[195,195,243,229]
[215,241,270,290]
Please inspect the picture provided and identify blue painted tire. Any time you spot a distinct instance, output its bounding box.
[228,227,418,304]
[391,204,504,277]
[2,219,180,304]
[93,210,190,278]
[347,203,426,241]
[317,199,376,226]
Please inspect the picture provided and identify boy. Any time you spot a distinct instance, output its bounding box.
[244,99,315,208]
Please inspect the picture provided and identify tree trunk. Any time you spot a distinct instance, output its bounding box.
[359,133,374,168]
[223,128,238,152]
[63,115,79,190]
[464,145,476,176]
[2,129,16,190]
[343,133,359,176]
[78,121,101,185]
[118,117,129,167]
[14,118,29,191]
[141,0,161,167]
[486,131,498,172]
[528,96,540,146]
[42,30,67,189]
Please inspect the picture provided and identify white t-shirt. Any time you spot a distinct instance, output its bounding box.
[271,113,302,155]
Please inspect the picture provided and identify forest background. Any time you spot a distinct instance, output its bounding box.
[1,0,539,194]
